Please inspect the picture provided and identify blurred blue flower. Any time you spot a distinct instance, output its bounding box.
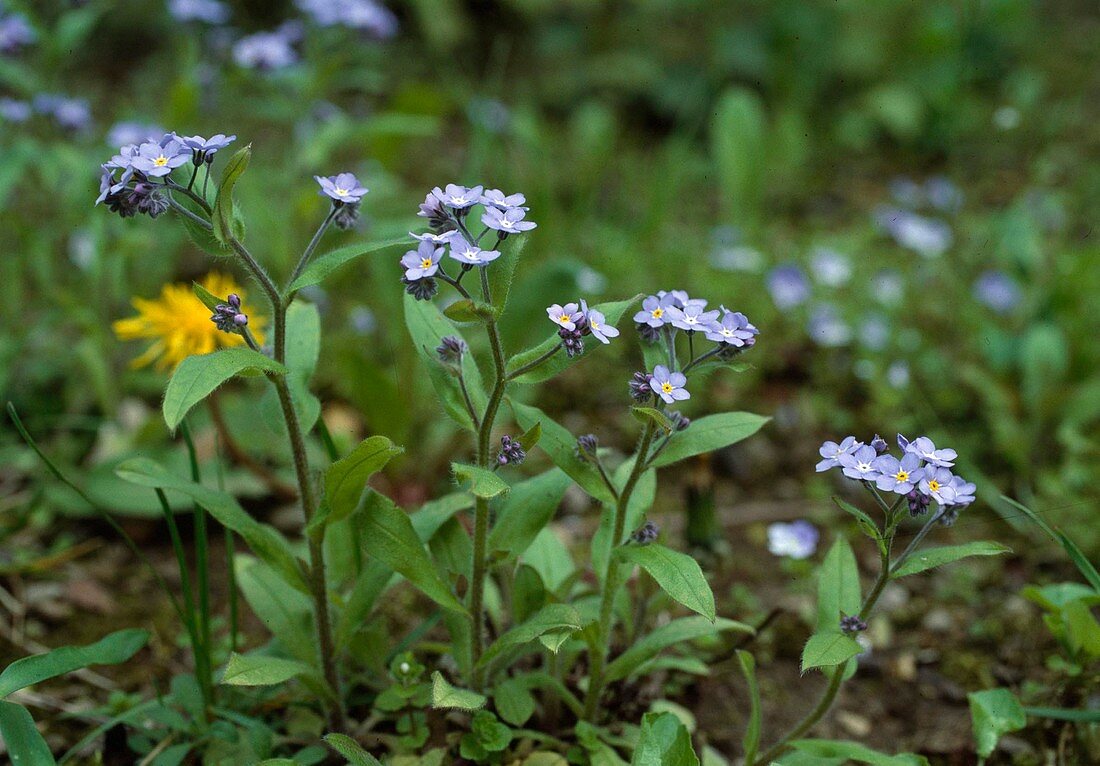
[888,176,924,208]
[886,360,910,389]
[875,207,952,257]
[858,313,889,351]
[973,270,1021,314]
[808,304,851,347]
[107,122,166,148]
[234,30,298,70]
[925,176,963,212]
[575,265,607,294]
[709,244,763,273]
[297,0,397,38]
[168,0,230,24]
[871,269,904,305]
[467,98,510,134]
[0,11,35,54]
[766,264,810,310]
[0,97,30,122]
[810,247,852,287]
[35,95,91,132]
[650,365,689,404]
[348,305,376,335]
[766,521,818,559]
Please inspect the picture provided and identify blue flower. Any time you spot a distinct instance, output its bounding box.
[547,302,583,332]
[431,184,483,209]
[449,237,500,266]
[107,122,166,148]
[839,445,880,481]
[902,436,957,468]
[181,133,237,157]
[871,452,924,495]
[810,247,852,287]
[767,520,818,559]
[945,475,976,507]
[409,230,457,243]
[0,12,36,54]
[168,0,230,24]
[973,271,1022,314]
[296,0,398,38]
[480,189,527,210]
[581,300,619,344]
[704,309,758,346]
[233,30,298,70]
[816,436,862,472]
[315,172,368,203]
[131,137,191,177]
[650,365,689,404]
[633,294,675,328]
[482,205,537,233]
[919,467,956,505]
[0,97,30,122]
[400,241,443,280]
[666,303,720,333]
[766,265,810,310]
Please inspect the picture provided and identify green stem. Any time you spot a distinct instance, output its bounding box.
[179,421,213,710]
[582,421,658,721]
[750,528,894,765]
[506,342,563,381]
[891,507,947,573]
[469,267,510,690]
[212,426,239,652]
[287,207,337,299]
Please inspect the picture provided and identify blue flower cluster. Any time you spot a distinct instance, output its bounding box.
[95,131,235,218]
[401,184,537,301]
[634,290,758,349]
[545,301,620,357]
[817,433,976,520]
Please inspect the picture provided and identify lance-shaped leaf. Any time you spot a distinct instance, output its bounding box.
[618,543,715,621]
[220,653,315,687]
[431,671,486,710]
[0,629,148,699]
[323,733,384,766]
[404,293,487,431]
[801,631,863,672]
[116,458,308,592]
[648,412,769,468]
[443,298,498,324]
[891,542,1011,579]
[358,490,467,614]
[212,144,250,245]
[787,740,931,766]
[322,436,404,525]
[288,237,407,293]
[631,406,673,434]
[510,400,614,505]
[632,711,699,766]
[477,603,585,669]
[737,651,762,764]
[605,617,752,683]
[817,538,861,632]
[486,234,526,315]
[506,295,642,384]
[453,463,510,499]
[0,702,55,765]
[488,469,571,558]
[163,348,285,432]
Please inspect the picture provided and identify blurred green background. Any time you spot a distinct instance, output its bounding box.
[2,0,1098,545]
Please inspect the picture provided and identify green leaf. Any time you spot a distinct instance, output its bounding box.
[358,490,467,614]
[787,740,930,766]
[478,604,584,669]
[631,711,699,766]
[736,651,761,765]
[404,294,488,431]
[618,543,715,621]
[488,469,570,558]
[443,298,498,324]
[323,436,404,525]
[506,295,642,384]
[192,281,224,312]
[816,538,861,632]
[0,701,56,765]
[236,558,316,665]
[631,406,673,434]
[891,542,1011,579]
[801,632,863,672]
[604,617,752,683]
[493,677,536,727]
[1055,529,1100,592]
[284,301,322,378]
[649,412,769,468]
[431,671,486,710]
[452,462,510,499]
[0,629,148,698]
[116,458,308,592]
[833,497,883,552]
[288,238,407,293]
[968,688,1027,759]
[1022,706,1100,723]
[510,400,615,505]
[517,421,542,452]
[323,733,383,765]
[220,653,314,687]
[212,145,251,245]
[486,234,526,315]
[162,348,285,432]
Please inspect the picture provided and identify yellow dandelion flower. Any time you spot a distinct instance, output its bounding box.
[113,272,266,371]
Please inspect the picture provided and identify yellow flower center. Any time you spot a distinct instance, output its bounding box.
[661,382,674,394]
[928,479,940,492]
[591,320,601,329]
[335,187,349,196]
[895,470,909,483]
[153,155,169,167]
[420,258,433,269]
[651,308,664,319]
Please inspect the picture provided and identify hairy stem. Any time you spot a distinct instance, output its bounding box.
[287,207,337,296]
[582,420,658,720]
[506,342,563,381]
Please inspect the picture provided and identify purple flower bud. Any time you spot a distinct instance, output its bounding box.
[497,435,526,466]
[333,201,360,230]
[629,371,653,402]
[629,520,660,545]
[402,275,438,301]
[906,489,931,517]
[559,327,584,358]
[870,434,888,455]
[211,299,250,334]
[667,411,691,432]
[576,434,599,460]
[840,615,867,634]
[436,336,466,364]
[635,321,661,344]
